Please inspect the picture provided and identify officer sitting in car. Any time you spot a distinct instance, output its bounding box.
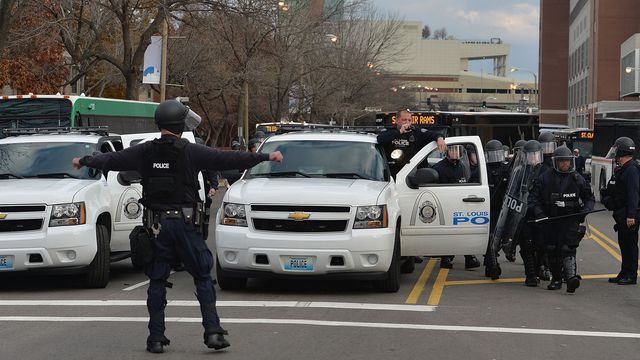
[72,100,283,354]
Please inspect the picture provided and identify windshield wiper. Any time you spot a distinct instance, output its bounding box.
[251,171,311,178]
[324,172,375,180]
[0,173,23,179]
[31,172,79,179]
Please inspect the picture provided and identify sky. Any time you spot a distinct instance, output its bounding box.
[371,0,540,82]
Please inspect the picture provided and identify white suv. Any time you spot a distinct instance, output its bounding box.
[0,129,202,287]
[215,132,490,292]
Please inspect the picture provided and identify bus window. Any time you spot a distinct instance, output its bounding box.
[0,98,72,137]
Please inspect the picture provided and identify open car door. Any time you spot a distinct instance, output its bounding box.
[395,136,490,256]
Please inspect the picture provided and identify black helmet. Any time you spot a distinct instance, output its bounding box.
[538,132,556,155]
[552,145,575,173]
[231,140,241,150]
[514,139,526,150]
[248,138,262,151]
[254,130,266,140]
[154,100,188,133]
[485,139,504,163]
[523,140,543,166]
[610,137,636,158]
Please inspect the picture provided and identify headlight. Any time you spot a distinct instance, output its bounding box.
[353,205,387,229]
[49,202,86,227]
[221,202,247,227]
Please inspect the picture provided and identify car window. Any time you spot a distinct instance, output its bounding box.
[413,142,482,186]
[0,142,98,180]
[247,140,387,181]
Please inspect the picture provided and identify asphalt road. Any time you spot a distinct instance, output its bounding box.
[1,190,639,359]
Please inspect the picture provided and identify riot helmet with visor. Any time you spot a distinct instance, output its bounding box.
[485,139,504,163]
[552,145,575,173]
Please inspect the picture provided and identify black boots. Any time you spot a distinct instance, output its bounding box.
[146,335,170,354]
[464,255,481,269]
[440,256,453,269]
[204,333,230,350]
[547,255,563,291]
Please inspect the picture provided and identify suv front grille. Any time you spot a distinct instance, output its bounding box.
[251,205,350,213]
[253,219,348,232]
[0,205,46,212]
[0,219,44,232]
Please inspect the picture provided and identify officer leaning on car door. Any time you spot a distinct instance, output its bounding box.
[72,100,283,354]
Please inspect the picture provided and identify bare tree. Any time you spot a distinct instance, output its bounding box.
[432,27,447,40]
[421,24,430,39]
[0,0,18,53]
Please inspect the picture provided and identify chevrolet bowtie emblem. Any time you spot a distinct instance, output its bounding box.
[0,213,6,220]
[288,212,310,221]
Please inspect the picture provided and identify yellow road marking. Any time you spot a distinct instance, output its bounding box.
[427,268,449,306]
[444,274,618,286]
[589,225,620,250]
[589,233,622,262]
[405,258,437,304]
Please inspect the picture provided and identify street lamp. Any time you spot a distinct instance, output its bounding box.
[626,66,635,74]
[510,67,538,107]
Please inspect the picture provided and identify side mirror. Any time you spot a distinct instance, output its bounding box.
[117,170,142,186]
[407,168,439,188]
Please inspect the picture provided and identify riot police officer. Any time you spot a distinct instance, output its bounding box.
[377,109,447,178]
[538,132,556,173]
[483,139,511,272]
[528,145,594,293]
[433,145,481,269]
[602,137,639,285]
[72,100,283,353]
[485,140,544,284]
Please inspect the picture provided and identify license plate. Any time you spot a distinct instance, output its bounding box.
[284,256,314,271]
[0,255,14,270]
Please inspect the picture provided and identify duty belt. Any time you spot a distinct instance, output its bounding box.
[143,203,205,230]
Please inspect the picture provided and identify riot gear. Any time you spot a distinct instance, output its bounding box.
[502,145,510,158]
[606,136,636,160]
[524,140,543,166]
[154,100,201,133]
[485,139,504,163]
[552,145,575,174]
[538,132,556,155]
[514,139,526,151]
[231,140,241,150]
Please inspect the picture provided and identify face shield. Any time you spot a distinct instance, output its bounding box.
[184,108,202,131]
[605,146,618,160]
[525,150,543,166]
[552,155,576,173]
[446,144,465,160]
[541,141,556,155]
[485,149,505,163]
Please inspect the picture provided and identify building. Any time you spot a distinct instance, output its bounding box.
[539,0,640,128]
[383,21,535,112]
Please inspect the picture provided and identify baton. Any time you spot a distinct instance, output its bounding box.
[528,209,606,223]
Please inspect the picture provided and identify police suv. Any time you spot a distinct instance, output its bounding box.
[0,127,202,288]
[215,132,490,292]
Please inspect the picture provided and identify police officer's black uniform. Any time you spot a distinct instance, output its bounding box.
[432,147,481,269]
[77,100,271,353]
[377,126,443,178]
[529,146,595,293]
[602,137,640,285]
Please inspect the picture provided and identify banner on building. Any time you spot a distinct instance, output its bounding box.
[142,36,162,84]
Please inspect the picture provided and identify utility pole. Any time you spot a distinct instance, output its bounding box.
[160,18,168,102]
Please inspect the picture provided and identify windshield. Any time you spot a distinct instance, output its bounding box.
[0,99,72,138]
[0,142,98,179]
[246,140,387,181]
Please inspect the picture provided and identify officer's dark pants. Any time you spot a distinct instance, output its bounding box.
[144,218,224,343]
[544,220,579,279]
[617,225,639,280]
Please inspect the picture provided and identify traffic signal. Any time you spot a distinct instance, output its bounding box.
[482,101,487,108]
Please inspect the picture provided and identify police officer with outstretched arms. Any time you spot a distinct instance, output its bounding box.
[528,145,594,293]
[72,100,283,353]
[601,137,639,285]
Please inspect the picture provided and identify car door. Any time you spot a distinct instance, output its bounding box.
[395,136,490,256]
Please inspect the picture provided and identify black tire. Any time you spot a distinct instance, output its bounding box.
[374,229,401,292]
[215,256,247,290]
[84,224,110,288]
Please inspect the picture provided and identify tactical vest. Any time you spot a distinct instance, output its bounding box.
[542,171,581,218]
[140,138,200,210]
[386,130,418,172]
[611,161,640,210]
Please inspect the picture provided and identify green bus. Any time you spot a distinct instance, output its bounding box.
[0,95,159,138]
